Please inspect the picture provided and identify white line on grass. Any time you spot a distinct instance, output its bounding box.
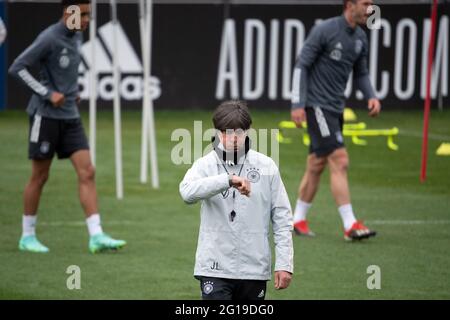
[39,220,138,227]
[38,220,450,227]
[399,130,450,141]
[366,220,450,225]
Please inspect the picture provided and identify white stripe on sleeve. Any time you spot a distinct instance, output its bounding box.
[291,68,301,104]
[18,69,49,97]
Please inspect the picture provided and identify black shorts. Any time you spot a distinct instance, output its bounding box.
[28,114,89,160]
[305,106,345,157]
[197,276,267,300]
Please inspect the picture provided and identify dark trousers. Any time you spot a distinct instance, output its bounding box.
[197,276,267,300]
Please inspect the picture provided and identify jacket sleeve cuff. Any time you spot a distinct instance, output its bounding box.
[274,265,294,274]
[44,89,54,101]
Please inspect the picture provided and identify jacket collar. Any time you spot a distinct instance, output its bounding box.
[340,14,357,35]
[57,20,78,37]
[212,135,250,166]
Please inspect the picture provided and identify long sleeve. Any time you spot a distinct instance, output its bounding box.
[8,32,53,100]
[353,34,376,100]
[270,163,294,273]
[291,24,324,109]
[179,159,231,205]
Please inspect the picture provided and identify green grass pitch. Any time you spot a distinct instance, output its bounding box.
[0,108,449,299]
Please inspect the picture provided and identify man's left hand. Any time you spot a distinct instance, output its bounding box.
[368,98,381,117]
[274,271,292,290]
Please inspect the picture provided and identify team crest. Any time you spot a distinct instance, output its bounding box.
[59,55,70,68]
[246,167,260,183]
[40,141,50,154]
[203,281,214,295]
[355,39,363,55]
[59,48,70,68]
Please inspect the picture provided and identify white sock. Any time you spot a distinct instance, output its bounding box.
[22,215,37,237]
[293,200,312,224]
[338,204,357,230]
[86,214,103,236]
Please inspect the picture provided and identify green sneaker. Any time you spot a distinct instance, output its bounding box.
[89,233,126,253]
[19,235,49,253]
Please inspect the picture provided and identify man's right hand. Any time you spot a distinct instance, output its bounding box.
[230,175,251,197]
[291,108,306,128]
[50,92,65,107]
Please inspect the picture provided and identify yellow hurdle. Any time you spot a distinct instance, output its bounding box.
[277,120,399,151]
[436,143,450,156]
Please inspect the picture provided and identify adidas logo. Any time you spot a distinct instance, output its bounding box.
[257,289,265,298]
[335,42,343,50]
[78,21,161,102]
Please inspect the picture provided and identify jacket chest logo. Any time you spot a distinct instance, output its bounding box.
[246,167,261,183]
[59,48,70,69]
[330,42,343,61]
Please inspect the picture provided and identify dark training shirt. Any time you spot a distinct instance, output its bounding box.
[9,21,83,119]
[291,15,376,114]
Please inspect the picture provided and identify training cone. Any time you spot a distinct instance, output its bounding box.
[436,143,450,156]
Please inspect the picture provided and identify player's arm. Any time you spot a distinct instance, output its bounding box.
[291,24,324,126]
[353,34,381,117]
[269,162,294,290]
[8,32,64,107]
[179,159,232,204]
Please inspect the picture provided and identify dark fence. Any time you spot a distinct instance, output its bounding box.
[3,1,449,110]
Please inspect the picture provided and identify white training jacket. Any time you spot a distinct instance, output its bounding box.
[179,148,294,281]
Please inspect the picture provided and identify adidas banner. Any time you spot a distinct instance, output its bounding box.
[5,2,450,110]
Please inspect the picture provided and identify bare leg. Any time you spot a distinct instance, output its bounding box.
[24,159,53,215]
[327,148,351,206]
[70,150,98,217]
[298,153,327,202]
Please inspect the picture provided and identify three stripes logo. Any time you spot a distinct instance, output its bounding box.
[78,21,161,102]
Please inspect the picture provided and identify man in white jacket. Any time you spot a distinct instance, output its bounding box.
[179,100,294,300]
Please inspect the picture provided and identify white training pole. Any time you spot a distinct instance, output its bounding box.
[111,0,124,199]
[139,0,149,183]
[146,0,159,189]
[89,0,97,166]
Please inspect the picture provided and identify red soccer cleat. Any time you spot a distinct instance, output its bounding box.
[293,220,315,237]
[344,221,377,241]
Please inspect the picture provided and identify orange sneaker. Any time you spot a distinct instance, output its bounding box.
[293,220,315,237]
[344,221,376,241]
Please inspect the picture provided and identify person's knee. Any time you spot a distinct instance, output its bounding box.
[78,165,96,183]
[307,157,327,176]
[31,170,49,187]
[330,152,349,172]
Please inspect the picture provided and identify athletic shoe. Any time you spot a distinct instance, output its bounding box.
[293,220,316,237]
[19,235,49,253]
[344,221,377,241]
[89,233,126,253]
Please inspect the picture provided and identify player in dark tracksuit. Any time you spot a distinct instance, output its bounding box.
[290,0,381,241]
[9,0,126,253]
